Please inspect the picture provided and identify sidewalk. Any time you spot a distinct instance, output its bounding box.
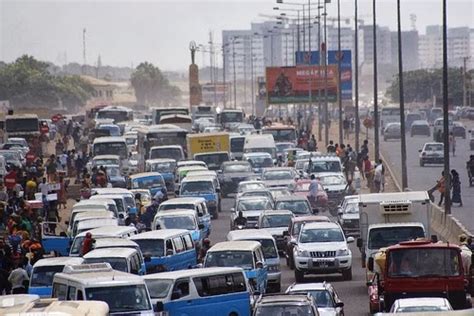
[312,120,398,194]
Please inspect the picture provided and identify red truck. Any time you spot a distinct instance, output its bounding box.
[367,240,471,313]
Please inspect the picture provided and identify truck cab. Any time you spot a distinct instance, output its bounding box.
[357,191,431,281]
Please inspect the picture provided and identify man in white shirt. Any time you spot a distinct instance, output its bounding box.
[308,174,319,208]
[38,177,49,197]
[8,264,29,294]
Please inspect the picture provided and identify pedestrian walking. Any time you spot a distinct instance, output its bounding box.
[437,171,446,206]
[8,261,29,294]
[449,132,456,156]
[451,169,462,206]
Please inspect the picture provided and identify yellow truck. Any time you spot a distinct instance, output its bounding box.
[186,132,230,157]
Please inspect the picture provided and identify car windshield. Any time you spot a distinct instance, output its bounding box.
[144,279,173,299]
[205,251,253,270]
[237,199,272,212]
[132,176,163,189]
[149,162,176,173]
[300,228,345,243]
[263,170,293,180]
[181,181,214,194]
[31,265,64,287]
[84,257,128,272]
[344,202,359,214]
[319,175,346,186]
[195,153,229,169]
[425,144,443,151]
[309,161,341,173]
[231,138,245,152]
[86,285,151,313]
[249,239,278,259]
[276,201,311,215]
[156,215,196,230]
[93,142,127,160]
[255,304,313,316]
[133,239,164,257]
[239,183,266,192]
[107,167,121,177]
[247,156,273,168]
[224,163,251,173]
[150,148,182,160]
[387,248,461,278]
[261,214,292,228]
[291,290,335,308]
[368,226,425,249]
[0,152,18,161]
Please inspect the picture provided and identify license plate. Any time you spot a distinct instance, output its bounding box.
[318,261,329,268]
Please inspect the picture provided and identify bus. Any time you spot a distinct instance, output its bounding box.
[219,109,244,129]
[152,106,189,125]
[92,136,129,173]
[96,105,134,123]
[380,106,401,132]
[136,125,188,170]
[262,124,297,145]
[5,114,40,140]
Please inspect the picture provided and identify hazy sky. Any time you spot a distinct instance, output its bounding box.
[1,0,472,71]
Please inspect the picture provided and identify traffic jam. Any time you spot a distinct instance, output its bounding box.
[0,105,473,315]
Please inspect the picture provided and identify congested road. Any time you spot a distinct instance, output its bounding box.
[380,122,474,235]
[215,197,369,316]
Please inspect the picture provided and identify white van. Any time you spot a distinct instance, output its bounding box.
[69,226,138,257]
[90,194,128,221]
[1,298,109,315]
[70,211,116,237]
[83,247,145,275]
[52,263,154,315]
[244,134,277,161]
[74,217,119,236]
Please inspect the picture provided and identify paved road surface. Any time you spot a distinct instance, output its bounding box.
[215,198,370,316]
[379,125,474,235]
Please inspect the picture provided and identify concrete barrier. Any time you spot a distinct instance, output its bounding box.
[429,203,473,242]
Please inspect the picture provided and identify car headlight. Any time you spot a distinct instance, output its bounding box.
[296,248,309,257]
[336,248,350,256]
[268,265,280,272]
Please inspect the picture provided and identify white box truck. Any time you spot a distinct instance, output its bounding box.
[356,191,432,281]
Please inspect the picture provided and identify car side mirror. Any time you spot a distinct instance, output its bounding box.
[156,302,164,312]
[418,149,422,152]
[198,223,204,229]
[230,208,235,213]
[367,257,374,272]
[347,236,355,243]
[283,230,289,237]
[336,302,344,308]
[356,238,362,248]
[290,238,297,245]
[337,210,343,216]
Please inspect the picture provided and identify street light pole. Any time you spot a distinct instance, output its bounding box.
[337,0,343,144]
[442,0,451,214]
[372,0,380,161]
[397,0,408,190]
[354,0,360,152]
[323,0,329,146]
[222,44,227,108]
[317,1,322,142]
[232,38,237,109]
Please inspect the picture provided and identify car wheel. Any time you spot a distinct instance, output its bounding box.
[342,267,352,281]
[294,269,305,282]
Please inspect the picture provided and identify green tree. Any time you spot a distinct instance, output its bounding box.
[0,55,93,109]
[387,68,469,105]
[131,62,181,106]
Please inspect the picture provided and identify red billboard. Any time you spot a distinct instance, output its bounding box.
[266,65,338,104]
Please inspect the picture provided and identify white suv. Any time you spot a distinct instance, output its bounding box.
[292,222,354,281]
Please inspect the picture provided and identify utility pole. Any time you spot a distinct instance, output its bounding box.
[397,0,408,190]
[232,38,237,109]
[323,0,329,146]
[82,28,87,75]
[463,57,470,108]
[308,0,312,133]
[317,0,323,142]
[442,0,451,214]
[222,44,227,108]
[372,0,380,162]
[337,0,343,144]
[210,32,218,108]
[250,37,255,115]
[354,0,360,152]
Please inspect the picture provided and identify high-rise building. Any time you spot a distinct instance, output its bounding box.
[390,30,419,71]
[360,25,392,65]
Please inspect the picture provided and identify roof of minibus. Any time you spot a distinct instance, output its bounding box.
[83,247,137,259]
[181,176,215,183]
[129,172,163,180]
[55,266,144,286]
[209,240,261,252]
[5,300,109,314]
[94,238,139,249]
[92,136,126,144]
[358,191,430,204]
[130,229,189,240]
[92,155,121,160]
[75,225,137,238]
[146,158,176,164]
[91,188,132,195]
[73,200,110,208]
[227,229,274,241]
[73,211,114,221]
[262,124,295,130]
[143,267,244,281]
[160,197,206,205]
[33,257,84,268]
[76,218,118,230]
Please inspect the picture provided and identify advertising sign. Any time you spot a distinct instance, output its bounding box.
[265,65,338,105]
[295,50,352,100]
